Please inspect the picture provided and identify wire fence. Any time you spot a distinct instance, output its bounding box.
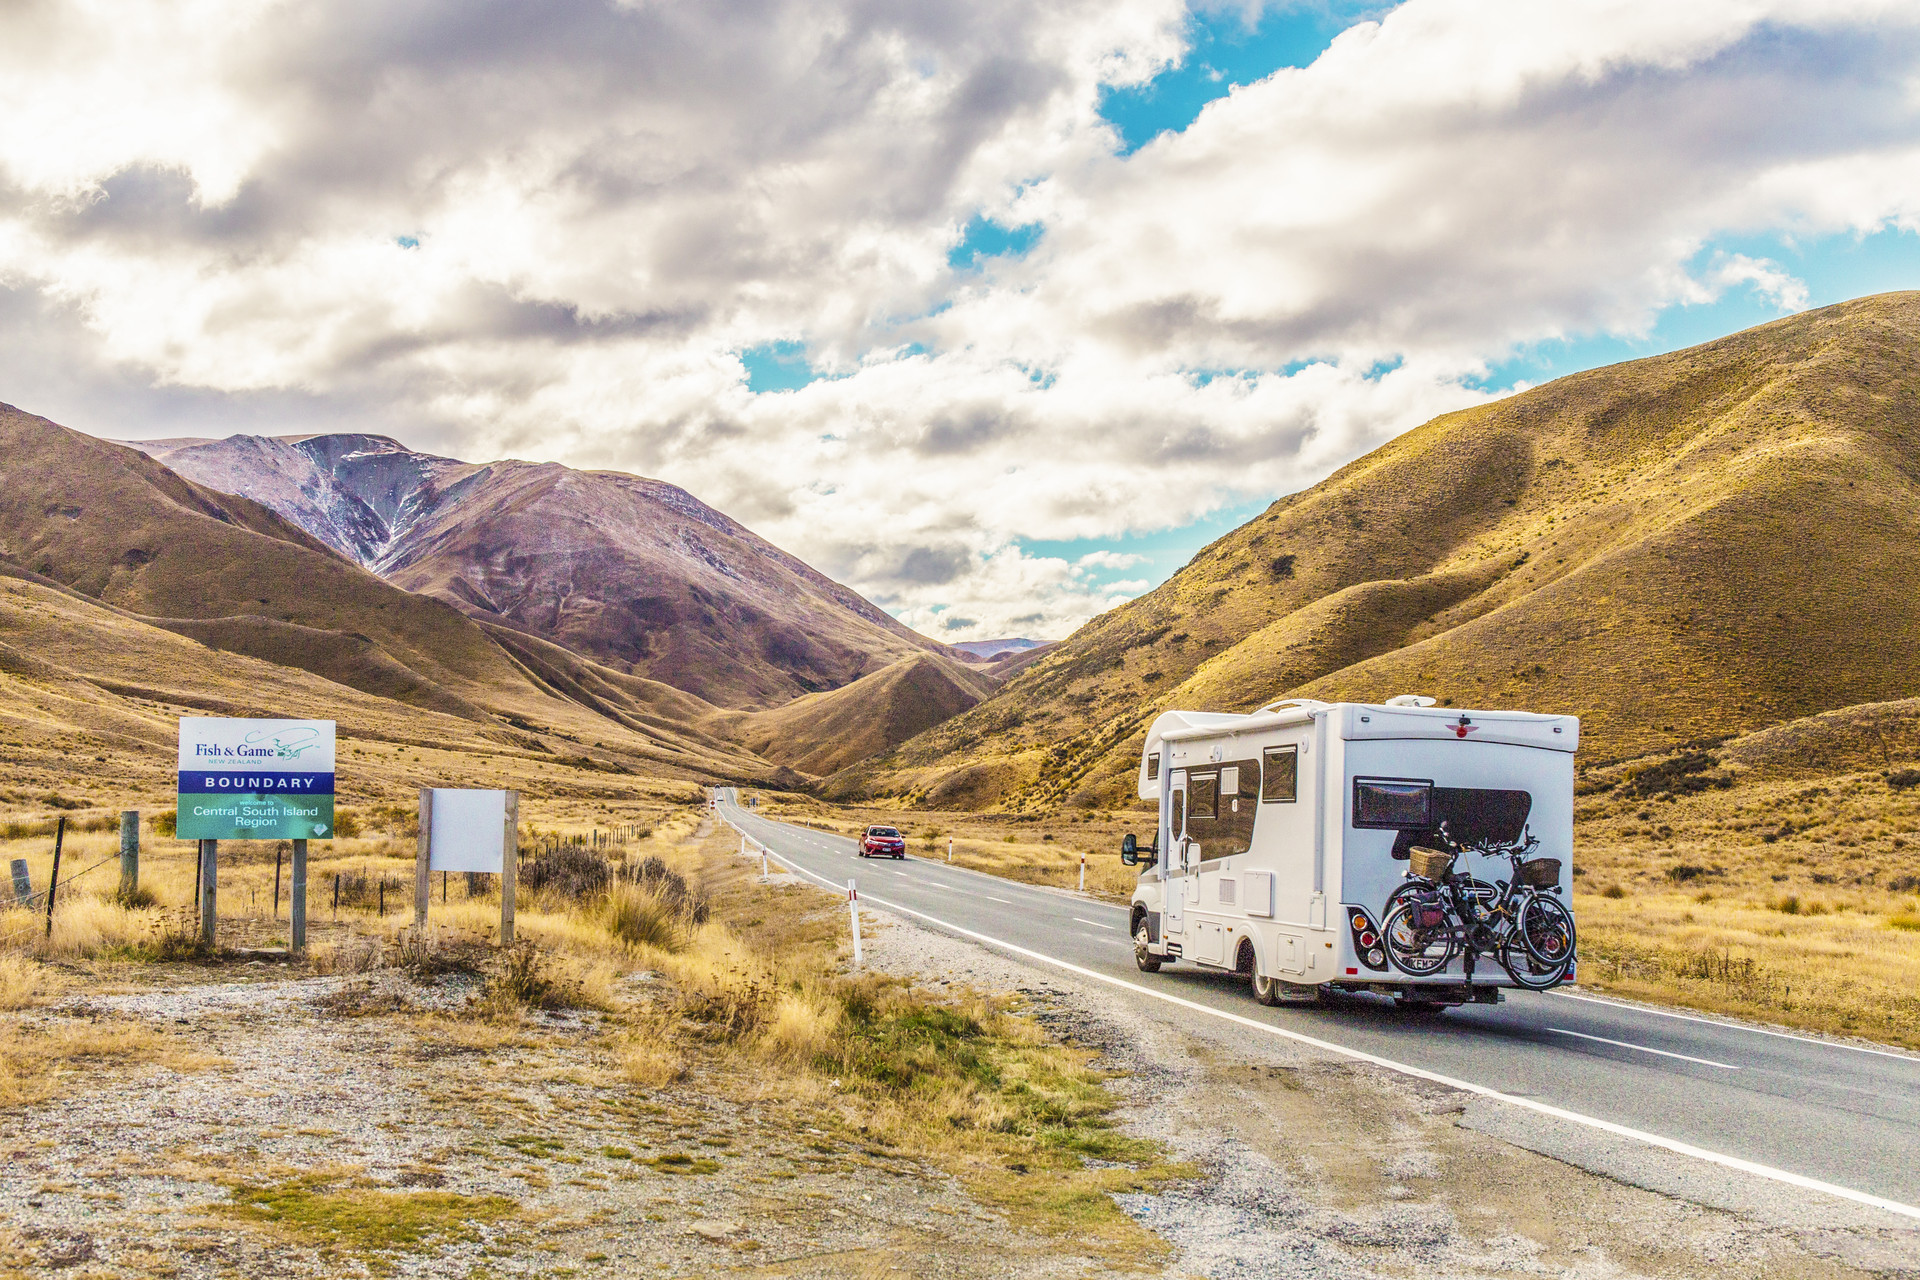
[0,847,131,951]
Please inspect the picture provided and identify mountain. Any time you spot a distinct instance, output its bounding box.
[952,638,1045,659]
[0,404,783,781]
[839,291,1920,811]
[130,434,956,709]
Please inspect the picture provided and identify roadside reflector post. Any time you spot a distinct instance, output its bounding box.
[847,879,862,968]
[290,839,308,957]
[739,834,747,857]
[414,787,432,927]
[198,838,218,949]
[118,811,140,901]
[760,847,769,882]
[45,816,66,940]
[1079,854,1086,893]
[947,837,953,863]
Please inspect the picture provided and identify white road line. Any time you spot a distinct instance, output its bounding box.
[1548,1027,1740,1070]
[1550,990,1920,1063]
[1073,917,1116,930]
[718,811,1920,1224]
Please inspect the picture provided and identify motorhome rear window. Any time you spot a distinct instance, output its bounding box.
[1261,746,1297,802]
[1353,778,1433,828]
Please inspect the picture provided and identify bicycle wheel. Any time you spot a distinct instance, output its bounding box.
[1518,894,1576,966]
[1382,900,1456,977]
[1500,932,1572,990]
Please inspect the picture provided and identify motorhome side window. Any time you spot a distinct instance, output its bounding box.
[1261,745,1297,802]
[1146,752,1160,781]
[1185,759,1260,859]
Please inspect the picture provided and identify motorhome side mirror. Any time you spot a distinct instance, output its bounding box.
[1120,833,1138,865]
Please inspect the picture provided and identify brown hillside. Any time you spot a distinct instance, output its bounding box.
[0,406,792,782]
[710,654,1000,777]
[846,292,1920,811]
[135,433,957,709]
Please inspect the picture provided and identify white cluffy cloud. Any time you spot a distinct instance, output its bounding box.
[3,1,1920,640]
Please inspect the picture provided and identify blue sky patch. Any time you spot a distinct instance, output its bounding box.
[949,215,1043,269]
[1099,2,1383,154]
[741,340,818,393]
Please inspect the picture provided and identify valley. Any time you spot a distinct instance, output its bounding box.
[2,295,1919,1274]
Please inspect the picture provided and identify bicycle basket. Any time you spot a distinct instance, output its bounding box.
[1518,857,1562,888]
[1407,846,1454,880]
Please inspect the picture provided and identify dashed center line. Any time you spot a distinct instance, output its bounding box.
[1072,917,1115,930]
[1548,1028,1741,1070]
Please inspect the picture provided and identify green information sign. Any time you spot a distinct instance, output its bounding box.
[176,718,336,840]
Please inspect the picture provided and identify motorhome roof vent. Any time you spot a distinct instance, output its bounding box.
[1385,694,1436,707]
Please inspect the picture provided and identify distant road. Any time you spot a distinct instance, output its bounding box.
[716,792,1920,1216]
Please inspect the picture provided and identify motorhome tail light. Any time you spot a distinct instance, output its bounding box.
[1347,908,1389,971]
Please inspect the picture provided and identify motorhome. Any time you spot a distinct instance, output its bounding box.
[1122,696,1578,1007]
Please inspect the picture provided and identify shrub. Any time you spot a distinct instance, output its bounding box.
[1888,769,1920,791]
[521,845,611,901]
[1621,753,1733,799]
[1666,864,1710,883]
[1600,884,1626,899]
[482,942,578,1011]
[154,809,178,838]
[1773,895,1801,915]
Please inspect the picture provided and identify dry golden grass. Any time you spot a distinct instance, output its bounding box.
[1569,745,1920,1046]
[0,1021,221,1107]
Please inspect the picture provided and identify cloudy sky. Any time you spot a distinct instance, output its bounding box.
[5,0,1920,641]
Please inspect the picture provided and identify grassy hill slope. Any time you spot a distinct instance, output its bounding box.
[843,292,1920,811]
[707,654,1001,777]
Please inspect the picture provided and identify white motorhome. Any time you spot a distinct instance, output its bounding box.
[1123,696,1578,1007]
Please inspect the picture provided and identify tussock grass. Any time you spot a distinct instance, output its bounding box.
[1573,758,1920,1047]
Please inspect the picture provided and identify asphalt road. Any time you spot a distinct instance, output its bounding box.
[716,792,1920,1216]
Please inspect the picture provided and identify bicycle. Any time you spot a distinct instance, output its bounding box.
[1379,826,1576,990]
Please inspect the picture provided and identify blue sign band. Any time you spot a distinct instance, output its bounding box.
[176,771,335,796]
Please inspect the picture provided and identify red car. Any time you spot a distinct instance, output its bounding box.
[858,825,907,858]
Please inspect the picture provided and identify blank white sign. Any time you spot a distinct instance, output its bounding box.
[428,789,508,872]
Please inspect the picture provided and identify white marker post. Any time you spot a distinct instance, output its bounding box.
[947,837,953,863]
[847,878,862,967]
[760,846,769,882]
[1079,854,1086,893]
[739,833,747,857]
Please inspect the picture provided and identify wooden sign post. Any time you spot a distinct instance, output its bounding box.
[416,788,519,945]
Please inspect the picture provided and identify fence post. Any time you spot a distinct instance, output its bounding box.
[8,859,29,906]
[118,811,140,901]
[291,839,308,957]
[415,787,433,927]
[198,838,218,949]
[274,844,284,918]
[501,791,519,946]
[45,817,66,940]
[847,878,862,968]
[332,872,339,919]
